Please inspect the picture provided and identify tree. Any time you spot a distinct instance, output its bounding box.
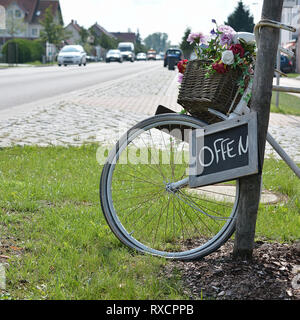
[39,6,67,47]
[180,27,195,58]
[100,33,118,50]
[0,12,26,38]
[233,0,283,260]
[144,32,170,52]
[79,26,89,45]
[225,1,255,32]
[88,27,118,50]
[135,29,147,53]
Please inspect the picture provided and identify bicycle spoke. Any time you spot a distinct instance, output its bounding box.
[175,192,214,236]
[180,190,233,218]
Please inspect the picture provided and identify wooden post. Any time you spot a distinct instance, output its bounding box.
[233,0,284,260]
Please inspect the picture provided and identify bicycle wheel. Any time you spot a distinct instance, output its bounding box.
[100,114,240,260]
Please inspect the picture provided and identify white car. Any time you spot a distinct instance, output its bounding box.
[106,49,123,63]
[57,45,87,66]
[136,52,147,61]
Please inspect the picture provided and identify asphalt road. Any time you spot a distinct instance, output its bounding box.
[0,60,162,111]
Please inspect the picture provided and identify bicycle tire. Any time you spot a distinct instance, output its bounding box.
[100,114,239,260]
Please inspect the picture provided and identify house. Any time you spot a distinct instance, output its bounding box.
[110,32,136,43]
[0,5,5,29]
[90,23,137,45]
[281,0,300,72]
[0,0,63,46]
[90,22,117,41]
[281,0,299,46]
[64,19,82,45]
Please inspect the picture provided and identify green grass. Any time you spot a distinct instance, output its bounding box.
[287,73,300,78]
[26,61,57,67]
[0,145,299,299]
[0,145,188,300]
[257,157,300,241]
[270,91,300,116]
[0,61,56,68]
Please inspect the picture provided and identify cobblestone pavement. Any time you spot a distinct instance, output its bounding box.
[0,66,299,163]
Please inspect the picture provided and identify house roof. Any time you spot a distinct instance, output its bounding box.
[0,0,38,22]
[65,19,82,33]
[111,32,136,43]
[32,1,62,24]
[0,0,62,24]
[91,22,117,40]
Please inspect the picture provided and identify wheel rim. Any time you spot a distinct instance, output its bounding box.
[103,116,239,259]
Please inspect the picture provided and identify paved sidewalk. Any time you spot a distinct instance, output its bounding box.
[0,67,299,162]
[273,76,300,98]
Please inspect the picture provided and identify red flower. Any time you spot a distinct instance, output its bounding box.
[229,44,245,58]
[177,59,188,74]
[212,61,229,74]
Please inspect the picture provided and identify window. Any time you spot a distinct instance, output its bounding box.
[61,46,80,53]
[15,9,21,18]
[32,28,38,36]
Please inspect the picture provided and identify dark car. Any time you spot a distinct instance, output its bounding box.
[280,55,294,73]
[164,48,183,70]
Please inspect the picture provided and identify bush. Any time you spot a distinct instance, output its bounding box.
[30,40,45,62]
[1,39,45,63]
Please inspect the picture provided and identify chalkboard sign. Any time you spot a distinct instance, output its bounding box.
[189,112,258,188]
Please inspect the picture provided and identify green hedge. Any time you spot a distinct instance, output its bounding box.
[1,39,45,63]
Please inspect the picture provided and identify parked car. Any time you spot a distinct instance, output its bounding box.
[86,55,97,62]
[164,48,183,70]
[57,45,87,66]
[136,52,147,61]
[280,55,294,73]
[106,50,123,63]
[158,51,165,60]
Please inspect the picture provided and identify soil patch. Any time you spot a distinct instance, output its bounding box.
[166,240,300,300]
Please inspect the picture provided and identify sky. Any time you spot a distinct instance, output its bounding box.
[59,0,264,45]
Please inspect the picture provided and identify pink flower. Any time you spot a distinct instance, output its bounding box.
[187,32,206,45]
[217,25,236,46]
[178,73,184,83]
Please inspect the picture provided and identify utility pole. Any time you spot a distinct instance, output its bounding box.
[233,0,284,260]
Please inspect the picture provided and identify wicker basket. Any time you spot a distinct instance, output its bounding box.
[177,59,243,122]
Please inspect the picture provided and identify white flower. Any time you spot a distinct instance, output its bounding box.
[221,50,234,65]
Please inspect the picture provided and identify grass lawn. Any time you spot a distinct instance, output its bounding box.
[287,73,300,79]
[270,91,300,116]
[0,145,299,300]
[0,145,187,300]
[26,61,57,67]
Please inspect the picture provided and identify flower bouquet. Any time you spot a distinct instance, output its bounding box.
[177,20,256,121]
